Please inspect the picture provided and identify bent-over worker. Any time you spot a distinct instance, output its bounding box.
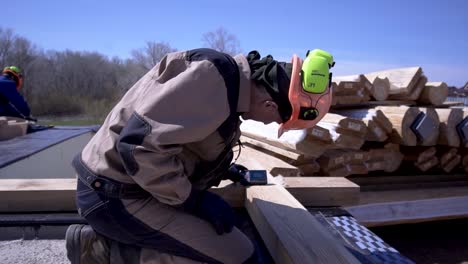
[67,48,334,263]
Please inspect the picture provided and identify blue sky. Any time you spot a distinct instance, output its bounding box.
[3,0,468,86]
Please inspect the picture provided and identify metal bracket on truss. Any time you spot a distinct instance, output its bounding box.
[410,112,437,142]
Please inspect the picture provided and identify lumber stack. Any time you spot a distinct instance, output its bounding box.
[331,75,371,106]
[0,117,28,141]
[240,65,466,177]
[241,119,404,177]
[332,109,393,142]
[331,67,452,108]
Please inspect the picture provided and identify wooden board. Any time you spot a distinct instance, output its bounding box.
[320,113,368,137]
[367,145,404,172]
[240,120,329,157]
[346,196,468,227]
[245,184,359,263]
[0,120,28,141]
[307,125,333,143]
[283,177,359,206]
[318,122,365,150]
[333,109,393,134]
[332,109,393,142]
[333,74,373,90]
[240,136,303,161]
[0,179,77,212]
[0,177,360,212]
[236,145,301,177]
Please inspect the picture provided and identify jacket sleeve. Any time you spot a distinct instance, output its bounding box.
[0,79,31,118]
[116,52,231,206]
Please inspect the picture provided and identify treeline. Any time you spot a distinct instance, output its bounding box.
[0,27,241,122]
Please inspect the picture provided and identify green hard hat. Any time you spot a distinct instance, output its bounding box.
[3,66,22,76]
[301,49,334,94]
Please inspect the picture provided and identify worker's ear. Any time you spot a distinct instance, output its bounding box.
[263,100,278,111]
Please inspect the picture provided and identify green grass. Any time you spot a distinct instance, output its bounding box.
[37,116,102,126]
[42,119,101,126]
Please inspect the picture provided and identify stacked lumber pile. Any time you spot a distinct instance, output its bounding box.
[331,75,372,105]
[240,66,467,177]
[0,117,28,141]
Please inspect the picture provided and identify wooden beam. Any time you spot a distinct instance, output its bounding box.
[240,120,329,157]
[0,119,28,141]
[320,113,368,137]
[367,145,404,172]
[240,136,304,161]
[439,148,461,173]
[418,81,449,106]
[284,177,359,206]
[236,146,359,205]
[245,184,359,263]
[0,179,77,212]
[346,196,468,227]
[416,107,440,146]
[332,109,393,142]
[376,106,421,146]
[318,122,365,150]
[236,145,301,177]
[365,66,422,96]
[392,75,427,101]
[365,76,390,101]
[0,176,360,212]
[435,108,463,147]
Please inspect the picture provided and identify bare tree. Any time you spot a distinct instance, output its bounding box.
[131,41,177,71]
[202,27,241,55]
[0,27,14,67]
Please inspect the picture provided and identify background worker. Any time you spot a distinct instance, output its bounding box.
[67,48,334,263]
[0,66,33,120]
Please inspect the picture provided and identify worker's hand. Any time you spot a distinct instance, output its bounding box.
[182,189,235,235]
[224,164,250,186]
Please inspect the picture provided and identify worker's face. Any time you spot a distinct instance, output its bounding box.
[242,83,283,124]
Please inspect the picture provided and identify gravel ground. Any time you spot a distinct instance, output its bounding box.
[0,240,68,264]
[1,219,467,264]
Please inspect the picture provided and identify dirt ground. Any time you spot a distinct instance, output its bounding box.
[371,219,468,264]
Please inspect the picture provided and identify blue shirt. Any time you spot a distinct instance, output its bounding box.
[0,75,31,119]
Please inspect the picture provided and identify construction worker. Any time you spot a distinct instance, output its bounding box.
[0,66,32,120]
[67,48,334,263]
